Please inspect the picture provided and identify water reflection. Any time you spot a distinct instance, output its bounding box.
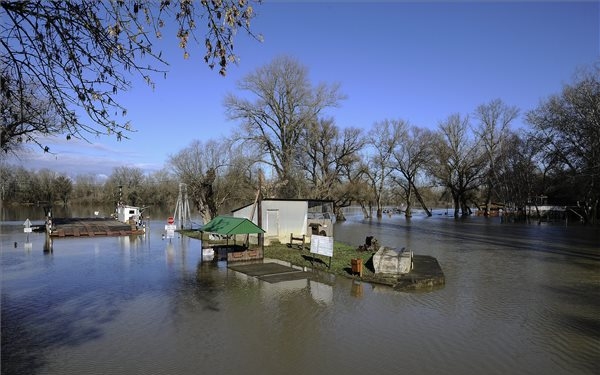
[310,280,333,304]
[1,213,599,375]
[44,236,53,253]
[350,280,364,298]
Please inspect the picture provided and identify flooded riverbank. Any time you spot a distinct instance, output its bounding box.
[2,211,599,375]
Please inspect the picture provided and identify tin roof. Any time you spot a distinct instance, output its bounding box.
[230,198,334,213]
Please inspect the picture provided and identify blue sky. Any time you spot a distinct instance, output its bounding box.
[7,1,599,179]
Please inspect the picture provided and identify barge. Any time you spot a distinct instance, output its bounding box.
[46,204,146,237]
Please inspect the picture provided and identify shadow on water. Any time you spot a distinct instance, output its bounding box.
[540,283,600,374]
[1,289,113,375]
[171,261,223,313]
[1,295,46,375]
[542,283,600,335]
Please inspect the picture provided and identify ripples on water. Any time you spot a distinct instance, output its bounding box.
[1,213,599,375]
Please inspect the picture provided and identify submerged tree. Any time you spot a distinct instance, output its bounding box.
[1,0,261,155]
[391,125,435,217]
[365,119,405,218]
[526,64,600,224]
[473,99,519,216]
[430,114,486,217]
[496,131,544,217]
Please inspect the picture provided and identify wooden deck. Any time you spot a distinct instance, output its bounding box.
[48,217,144,237]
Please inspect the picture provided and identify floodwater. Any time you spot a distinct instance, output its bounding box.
[1,207,599,375]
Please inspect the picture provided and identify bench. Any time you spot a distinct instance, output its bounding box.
[288,233,306,249]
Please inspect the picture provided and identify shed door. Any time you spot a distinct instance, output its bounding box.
[266,209,279,238]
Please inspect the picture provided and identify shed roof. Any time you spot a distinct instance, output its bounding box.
[231,198,334,214]
[201,215,265,235]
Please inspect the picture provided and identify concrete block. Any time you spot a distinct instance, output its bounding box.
[373,247,413,275]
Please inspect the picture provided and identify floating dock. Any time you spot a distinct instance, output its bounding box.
[47,217,145,237]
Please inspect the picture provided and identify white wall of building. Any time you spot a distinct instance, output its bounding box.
[233,200,309,245]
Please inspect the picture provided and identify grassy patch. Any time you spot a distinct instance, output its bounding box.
[264,242,376,278]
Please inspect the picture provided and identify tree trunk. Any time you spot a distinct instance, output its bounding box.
[334,206,346,222]
[360,202,370,219]
[590,199,598,225]
[460,197,472,216]
[410,180,431,217]
[405,184,412,218]
[483,183,492,217]
[453,194,460,218]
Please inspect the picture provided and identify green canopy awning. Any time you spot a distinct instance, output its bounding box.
[201,216,265,235]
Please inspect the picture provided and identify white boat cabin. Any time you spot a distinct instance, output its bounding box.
[117,205,142,224]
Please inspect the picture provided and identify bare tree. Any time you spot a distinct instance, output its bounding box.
[224,55,345,197]
[430,114,485,217]
[72,173,104,204]
[169,139,255,223]
[0,162,13,201]
[53,175,73,206]
[365,119,405,218]
[210,140,259,214]
[339,161,372,220]
[298,118,365,201]
[34,168,60,204]
[473,99,519,216]
[3,165,33,203]
[526,64,600,224]
[170,140,220,223]
[104,166,145,206]
[392,125,435,217]
[1,0,261,154]
[495,131,545,219]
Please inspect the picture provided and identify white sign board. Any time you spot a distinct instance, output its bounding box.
[310,235,334,257]
[165,224,176,239]
[23,218,32,233]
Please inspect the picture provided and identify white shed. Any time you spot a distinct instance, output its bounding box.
[231,199,334,245]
